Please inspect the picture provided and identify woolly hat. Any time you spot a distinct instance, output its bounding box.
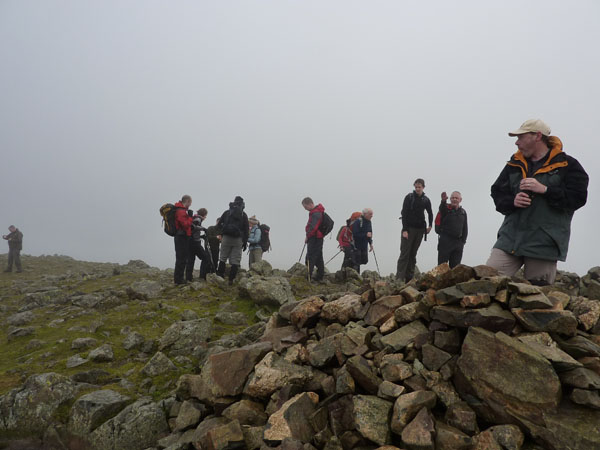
[249,215,259,225]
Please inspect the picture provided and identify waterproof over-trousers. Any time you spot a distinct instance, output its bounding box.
[306,236,324,281]
[396,227,425,282]
[174,235,190,284]
[437,235,464,269]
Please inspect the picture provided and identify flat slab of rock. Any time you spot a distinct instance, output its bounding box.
[431,303,515,334]
[380,320,429,351]
[345,355,382,394]
[455,327,561,425]
[512,308,578,336]
[517,332,582,372]
[364,295,404,327]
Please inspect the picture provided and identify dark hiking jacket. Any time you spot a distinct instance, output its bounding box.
[401,192,433,232]
[491,136,588,261]
[351,217,373,251]
[218,201,249,245]
[438,202,468,243]
[6,230,23,251]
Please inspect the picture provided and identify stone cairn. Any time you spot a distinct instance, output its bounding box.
[163,263,600,450]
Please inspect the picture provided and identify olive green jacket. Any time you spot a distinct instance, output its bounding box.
[491,137,588,262]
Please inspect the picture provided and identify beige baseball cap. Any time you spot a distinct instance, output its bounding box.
[508,119,551,137]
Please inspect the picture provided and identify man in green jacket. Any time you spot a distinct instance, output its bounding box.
[486,119,589,285]
[3,225,23,273]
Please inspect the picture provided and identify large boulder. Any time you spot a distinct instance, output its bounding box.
[68,389,131,436]
[158,319,213,356]
[89,397,169,450]
[454,327,561,426]
[238,276,295,307]
[127,279,163,299]
[192,342,272,403]
[0,373,81,436]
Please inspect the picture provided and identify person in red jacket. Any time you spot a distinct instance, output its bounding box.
[174,195,193,285]
[302,197,326,282]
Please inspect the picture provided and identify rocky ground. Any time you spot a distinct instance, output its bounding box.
[0,254,599,450]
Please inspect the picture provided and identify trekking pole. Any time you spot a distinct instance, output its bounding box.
[298,243,306,262]
[325,250,342,266]
[372,248,381,277]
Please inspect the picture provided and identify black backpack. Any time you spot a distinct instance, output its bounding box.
[319,212,334,237]
[222,205,244,237]
[259,224,271,252]
[160,203,182,237]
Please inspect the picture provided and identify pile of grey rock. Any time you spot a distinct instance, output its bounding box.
[154,263,600,450]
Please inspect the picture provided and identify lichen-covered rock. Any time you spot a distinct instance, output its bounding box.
[158,319,213,356]
[0,372,81,436]
[321,294,365,325]
[90,397,169,450]
[141,351,177,377]
[68,389,130,436]
[238,276,295,307]
[352,395,393,445]
[244,352,314,398]
[88,344,114,362]
[127,279,163,299]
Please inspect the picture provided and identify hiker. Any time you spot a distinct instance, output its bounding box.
[173,195,193,285]
[302,197,326,282]
[437,191,468,268]
[216,196,249,284]
[189,208,211,280]
[396,178,433,282]
[351,208,374,274]
[3,225,23,273]
[203,218,221,277]
[247,215,262,266]
[486,119,588,285]
[338,212,361,271]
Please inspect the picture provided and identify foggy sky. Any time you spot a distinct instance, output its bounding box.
[1,1,598,277]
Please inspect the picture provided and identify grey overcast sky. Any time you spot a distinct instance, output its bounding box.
[0,1,598,276]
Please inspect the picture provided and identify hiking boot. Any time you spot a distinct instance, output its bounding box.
[228,265,239,285]
[216,261,226,278]
[3,268,11,273]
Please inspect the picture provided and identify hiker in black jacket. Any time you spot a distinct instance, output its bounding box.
[216,196,249,284]
[437,191,468,268]
[396,179,433,282]
[3,225,23,273]
[351,208,374,274]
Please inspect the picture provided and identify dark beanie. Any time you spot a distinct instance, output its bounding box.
[234,196,244,203]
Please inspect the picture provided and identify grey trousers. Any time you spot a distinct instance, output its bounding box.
[7,248,22,272]
[219,235,243,265]
[396,227,425,282]
[486,248,557,285]
[249,248,263,266]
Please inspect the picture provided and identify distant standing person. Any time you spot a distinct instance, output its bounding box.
[302,197,326,282]
[338,212,361,271]
[396,178,433,282]
[189,208,210,280]
[247,215,263,266]
[437,191,468,268]
[351,208,374,274]
[173,195,193,285]
[217,196,249,285]
[203,218,221,277]
[3,225,23,273]
[486,119,588,285]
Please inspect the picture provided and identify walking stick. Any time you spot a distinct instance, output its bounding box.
[372,248,381,277]
[298,243,306,262]
[325,249,342,266]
